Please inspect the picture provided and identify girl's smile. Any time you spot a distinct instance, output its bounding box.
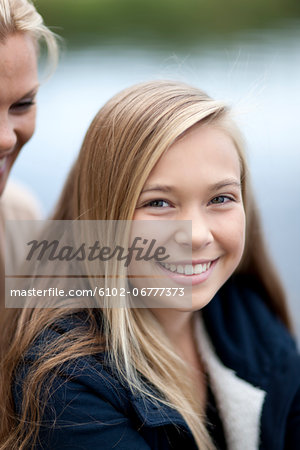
[157,257,218,286]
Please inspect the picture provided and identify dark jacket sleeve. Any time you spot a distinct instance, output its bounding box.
[33,373,151,450]
[13,333,151,450]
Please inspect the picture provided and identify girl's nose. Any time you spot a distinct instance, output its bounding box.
[174,209,213,250]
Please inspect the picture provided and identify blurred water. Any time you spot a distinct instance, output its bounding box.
[10,27,300,340]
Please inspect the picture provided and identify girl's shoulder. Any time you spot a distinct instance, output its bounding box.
[14,312,129,409]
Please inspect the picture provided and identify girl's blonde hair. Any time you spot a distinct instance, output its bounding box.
[0,0,58,69]
[0,80,291,449]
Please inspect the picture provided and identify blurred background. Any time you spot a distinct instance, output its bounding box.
[10,0,300,339]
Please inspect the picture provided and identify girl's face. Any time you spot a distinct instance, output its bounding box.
[132,124,246,311]
[0,33,38,195]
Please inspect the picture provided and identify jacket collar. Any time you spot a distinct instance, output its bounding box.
[195,314,266,450]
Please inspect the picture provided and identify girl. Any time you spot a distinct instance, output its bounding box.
[1,81,299,449]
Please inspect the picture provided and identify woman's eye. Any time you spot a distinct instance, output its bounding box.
[209,195,233,205]
[10,99,35,113]
[145,199,171,208]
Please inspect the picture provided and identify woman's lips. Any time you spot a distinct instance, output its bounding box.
[157,258,218,286]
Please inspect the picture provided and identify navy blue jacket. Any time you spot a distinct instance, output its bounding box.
[14,275,300,449]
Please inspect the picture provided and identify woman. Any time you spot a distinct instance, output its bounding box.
[0,0,58,303]
[0,0,57,196]
[1,81,299,449]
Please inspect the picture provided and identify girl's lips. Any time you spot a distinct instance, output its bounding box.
[157,258,219,286]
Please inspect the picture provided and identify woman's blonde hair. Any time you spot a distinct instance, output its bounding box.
[0,0,58,69]
[0,80,291,449]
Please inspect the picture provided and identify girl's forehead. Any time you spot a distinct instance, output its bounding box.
[144,125,241,184]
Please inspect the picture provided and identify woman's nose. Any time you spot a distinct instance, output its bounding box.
[0,116,17,153]
[174,209,213,250]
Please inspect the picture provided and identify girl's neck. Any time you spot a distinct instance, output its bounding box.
[150,309,203,369]
[151,308,207,407]
[150,308,194,348]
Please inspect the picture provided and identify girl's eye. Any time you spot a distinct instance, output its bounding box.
[144,199,171,208]
[209,195,233,205]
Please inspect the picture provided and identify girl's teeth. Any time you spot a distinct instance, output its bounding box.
[185,265,193,275]
[161,261,212,275]
[177,265,184,274]
[194,264,202,274]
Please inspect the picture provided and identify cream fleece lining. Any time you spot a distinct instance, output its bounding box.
[195,315,266,450]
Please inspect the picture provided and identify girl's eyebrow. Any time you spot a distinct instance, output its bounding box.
[207,179,241,192]
[141,178,241,195]
[141,185,173,194]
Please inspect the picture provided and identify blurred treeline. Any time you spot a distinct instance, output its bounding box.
[36,0,300,48]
